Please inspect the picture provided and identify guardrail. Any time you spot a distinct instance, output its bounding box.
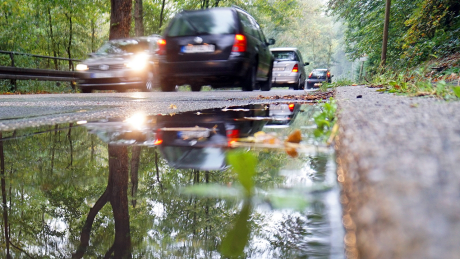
[0,50,82,90]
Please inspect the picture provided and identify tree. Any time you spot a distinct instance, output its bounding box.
[134,0,144,37]
[110,0,133,39]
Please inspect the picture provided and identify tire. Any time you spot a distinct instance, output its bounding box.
[242,63,256,91]
[141,72,154,92]
[300,78,306,90]
[190,84,202,92]
[160,78,177,92]
[293,77,301,90]
[259,66,272,91]
[81,87,92,93]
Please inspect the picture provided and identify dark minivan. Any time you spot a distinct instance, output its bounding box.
[157,7,276,92]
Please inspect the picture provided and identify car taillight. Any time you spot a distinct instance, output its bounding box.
[327,72,331,77]
[154,130,163,145]
[288,103,295,112]
[157,39,166,55]
[292,64,299,73]
[226,129,240,146]
[232,34,246,52]
[308,72,313,78]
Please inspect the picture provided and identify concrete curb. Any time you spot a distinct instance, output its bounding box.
[335,85,460,259]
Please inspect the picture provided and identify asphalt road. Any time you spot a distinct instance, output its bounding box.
[0,89,314,130]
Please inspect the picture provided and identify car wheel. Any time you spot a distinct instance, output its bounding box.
[160,78,177,92]
[141,72,154,92]
[242,63,256,91]
[293,77,301,90]
[259,66,272,91]
[81,87,92,93]
[190,84,202,92]
[300,78,306,90]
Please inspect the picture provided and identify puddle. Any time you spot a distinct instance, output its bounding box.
[0,103,344,258]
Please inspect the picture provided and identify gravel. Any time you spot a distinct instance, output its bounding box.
[335,85,460,259]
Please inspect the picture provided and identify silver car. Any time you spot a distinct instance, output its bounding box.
[76,35,160,93]
[270,47,309,90]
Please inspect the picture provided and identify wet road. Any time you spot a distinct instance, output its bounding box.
[0,89,316,131]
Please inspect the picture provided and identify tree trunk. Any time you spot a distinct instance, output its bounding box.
[134,0,144,37]
[130,146,141,208]
[1,132,11,259]
[73,145,132,258]
[381,0,391,67]
[48,7,58,70]
[65,6,73,71]
[159,0,166,32]
[108,145,132,259]
[110,0,133,40]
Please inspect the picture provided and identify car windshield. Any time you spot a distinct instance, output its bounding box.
[272,51,297,61]
[95,40,150,55]
[312,70,327,76]
[167,9,236,37]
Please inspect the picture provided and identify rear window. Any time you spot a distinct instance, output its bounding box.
[167,9,237,37]
[95,40,150,55]
[272,51,298,61]
[312,70,327,76]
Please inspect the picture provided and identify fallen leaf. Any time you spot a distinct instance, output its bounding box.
[286,129,302,143]
[169,104,177,109]
[285,147,298,158]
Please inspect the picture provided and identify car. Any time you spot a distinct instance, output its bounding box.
[264,103,301,128]
[270,47,309,90]
[306,68,333,89]
[75,35,161,93]
[155,104,269,170]
[157,6,276,92]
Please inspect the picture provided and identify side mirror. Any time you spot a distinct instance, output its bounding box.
[88,53,96,58]
[332,75,334,77]
[304,62,309,66]
[267,38,276,46]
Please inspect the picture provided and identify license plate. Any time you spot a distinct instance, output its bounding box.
[273,67,285,71]
[91,72,114,78]
[314,83,322,86]
[178,130,210,140]
[181,45,215,53]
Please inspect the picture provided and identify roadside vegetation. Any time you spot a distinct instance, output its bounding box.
[328,0,460,99]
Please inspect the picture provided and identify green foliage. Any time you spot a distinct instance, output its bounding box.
[227,150,257,197]
[328,0,460,73]
[220,201,252,258]
[313,98,337,140]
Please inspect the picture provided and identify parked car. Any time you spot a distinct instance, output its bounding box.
[306,68,333,89]
[157,6,276,92]
[76,35,160,93]
[270,47,309,90]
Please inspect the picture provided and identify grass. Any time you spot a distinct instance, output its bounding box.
[369,53,460,100]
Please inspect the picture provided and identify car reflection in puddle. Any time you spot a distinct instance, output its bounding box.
[0,103,344,258]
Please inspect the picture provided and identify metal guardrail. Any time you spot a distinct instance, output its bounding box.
[0,66,78,82]
[0,50,82,89]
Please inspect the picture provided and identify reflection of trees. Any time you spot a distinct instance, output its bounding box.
[73,145,131,259]
[1,132,11,259]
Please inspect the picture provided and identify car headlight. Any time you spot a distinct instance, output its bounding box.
[76,64,88,71]
[125,53,149,70]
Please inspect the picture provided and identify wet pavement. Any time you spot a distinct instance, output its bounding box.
[0,89,319,131]
[0,102,344,258]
